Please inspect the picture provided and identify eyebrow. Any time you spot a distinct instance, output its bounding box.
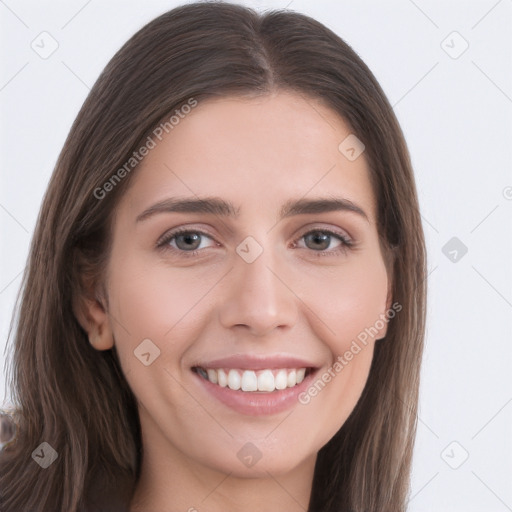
[135,196,369,223]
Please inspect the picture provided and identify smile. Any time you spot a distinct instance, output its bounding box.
[191,354,321,415]
[193,367,309,392]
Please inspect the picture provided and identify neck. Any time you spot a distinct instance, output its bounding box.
[130,416,316,512]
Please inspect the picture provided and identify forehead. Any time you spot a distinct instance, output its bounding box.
[121,91,376,223]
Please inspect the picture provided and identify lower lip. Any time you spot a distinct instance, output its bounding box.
[192,369,318,416]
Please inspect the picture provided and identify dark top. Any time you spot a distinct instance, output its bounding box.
[83,471,133,512]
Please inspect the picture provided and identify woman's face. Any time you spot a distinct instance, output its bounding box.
[102,91,391,477]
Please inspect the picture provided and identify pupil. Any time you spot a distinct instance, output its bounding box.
[308,232,329,250]
[178,233,200,250]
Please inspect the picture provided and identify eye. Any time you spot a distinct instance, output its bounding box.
[156,227,354,258]
[293,229,353,255]
[157,228,217,255]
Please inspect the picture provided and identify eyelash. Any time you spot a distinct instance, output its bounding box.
[156,227,354,258]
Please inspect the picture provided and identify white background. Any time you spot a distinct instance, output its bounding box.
[1,1,511,510]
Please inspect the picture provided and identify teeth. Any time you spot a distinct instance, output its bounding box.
[218,369,228,387]
[207,369,218,384]
[241,371,258,391]
[197,367,309,392]
[257,370,274,392]
[275,369,288,390]
[228,369,241,390]
[287,369,296,387]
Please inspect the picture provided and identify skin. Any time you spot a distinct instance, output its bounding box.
[80,91,392,512]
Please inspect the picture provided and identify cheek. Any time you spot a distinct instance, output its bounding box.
[104,256,219,430]
[105,253,219,372]
[303,255,390,352]
[293,260,388,448]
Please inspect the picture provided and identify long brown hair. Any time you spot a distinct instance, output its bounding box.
[0,2,427,511]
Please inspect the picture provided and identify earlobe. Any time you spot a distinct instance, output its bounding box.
[88,320,114,351]
[73,293,114,351]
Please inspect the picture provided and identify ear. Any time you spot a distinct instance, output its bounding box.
[73,288,114,351]
[385,278,393,312]
[377,245,396,340]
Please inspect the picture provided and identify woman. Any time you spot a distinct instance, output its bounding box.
[0,2,427,511]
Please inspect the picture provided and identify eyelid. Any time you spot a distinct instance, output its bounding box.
[155,224,216,247]
[293,223,353,243]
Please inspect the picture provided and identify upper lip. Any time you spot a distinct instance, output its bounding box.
[192,354,321,371]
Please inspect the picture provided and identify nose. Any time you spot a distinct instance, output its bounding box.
[218,244,298,337]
